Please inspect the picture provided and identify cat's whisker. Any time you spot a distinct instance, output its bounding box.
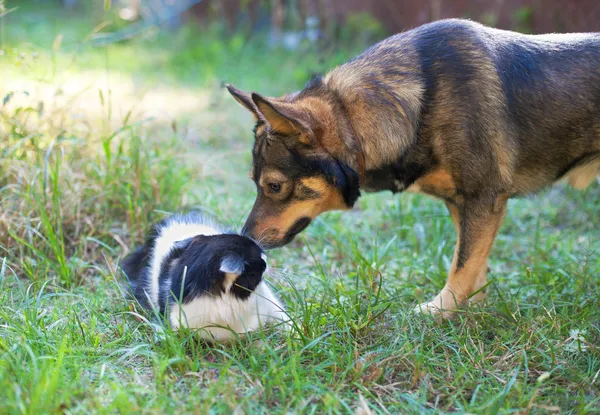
[254,228,271,246]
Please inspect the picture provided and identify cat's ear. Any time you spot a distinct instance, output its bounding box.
[220,253,245,292]
[219,253,244,275]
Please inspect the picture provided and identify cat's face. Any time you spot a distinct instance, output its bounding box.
[167,234,268,302]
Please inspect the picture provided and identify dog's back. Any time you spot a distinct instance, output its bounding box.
[325,19,600,195]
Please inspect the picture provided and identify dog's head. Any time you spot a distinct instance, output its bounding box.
[226,82,361,249]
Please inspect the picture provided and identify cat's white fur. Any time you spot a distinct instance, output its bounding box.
[170,279,287,341]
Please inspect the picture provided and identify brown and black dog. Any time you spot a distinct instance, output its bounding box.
[226,19,600,316]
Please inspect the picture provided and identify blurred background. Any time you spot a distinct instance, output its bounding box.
[2,0,598,129]
[3,0,599,92]
[2,0,599,112]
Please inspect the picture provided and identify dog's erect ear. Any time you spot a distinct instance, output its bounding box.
[251,93,315,145]
[219,253,245,275]
[226,84,260,121]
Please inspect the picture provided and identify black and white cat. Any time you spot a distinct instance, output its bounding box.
[121,212,286,341]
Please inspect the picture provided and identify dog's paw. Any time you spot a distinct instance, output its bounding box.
[468,290,487,304]
[413,298,456,319]
[413,288,464,318]
[413,289,487,318]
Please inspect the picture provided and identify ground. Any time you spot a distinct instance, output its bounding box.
[1,4,599,414]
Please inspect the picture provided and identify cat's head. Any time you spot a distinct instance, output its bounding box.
[167,233,268,302]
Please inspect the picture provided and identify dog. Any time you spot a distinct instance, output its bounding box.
[226,19,600,317]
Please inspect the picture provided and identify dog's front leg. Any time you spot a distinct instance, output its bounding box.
[415,196,507,318]
[444,201,488,304]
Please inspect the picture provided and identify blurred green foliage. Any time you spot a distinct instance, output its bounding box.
[338,12,387,48]
[513,6,534,34]
[0,1,379,93]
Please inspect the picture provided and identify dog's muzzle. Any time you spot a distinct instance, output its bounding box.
[244,217,312,250]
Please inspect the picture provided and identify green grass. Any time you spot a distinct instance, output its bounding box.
[1,5,599,414]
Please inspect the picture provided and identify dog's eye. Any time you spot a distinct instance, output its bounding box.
[268,183,281,193]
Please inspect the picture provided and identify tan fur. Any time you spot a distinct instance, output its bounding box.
[445,211,503,300]
[444,201,488,303]
[255,124,267,137]
[444,201,463,287]
[325,58,424,170]
[300,177,333,193]
[413,168,457,200]
[254,98,303,136]
[417,197,506,316]
[566,158,600,189]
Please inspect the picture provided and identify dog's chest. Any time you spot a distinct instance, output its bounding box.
[362,161,427,194]
[362,163,459,203]
[362,171,404,193]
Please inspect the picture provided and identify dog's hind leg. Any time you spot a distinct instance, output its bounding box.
[415,196,507,318]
